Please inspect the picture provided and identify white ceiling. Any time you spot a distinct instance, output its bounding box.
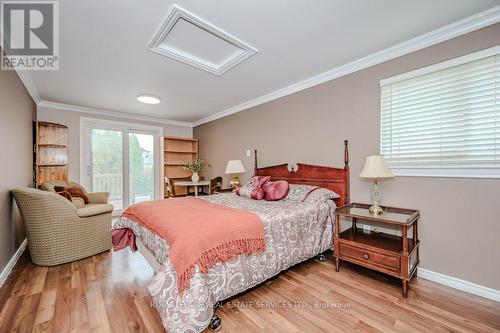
[27,0,500,124]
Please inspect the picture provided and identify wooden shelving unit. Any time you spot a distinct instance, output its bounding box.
[163,136,198,197]
[34,121,69,187]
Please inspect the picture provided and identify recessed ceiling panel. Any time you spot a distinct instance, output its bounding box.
[148,5,258,75]
[160,18,243,66]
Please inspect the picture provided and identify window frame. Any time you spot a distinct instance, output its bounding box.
[79,117,164,213]
[379,45,500,179]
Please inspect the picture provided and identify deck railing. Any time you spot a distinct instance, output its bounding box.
[92,173,153,206]
[92,173,122,200]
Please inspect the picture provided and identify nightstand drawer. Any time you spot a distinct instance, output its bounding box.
[339,243,400,272]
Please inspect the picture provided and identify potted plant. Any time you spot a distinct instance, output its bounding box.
[182,159,210,183]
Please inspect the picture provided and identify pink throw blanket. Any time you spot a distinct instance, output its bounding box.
[121,197,266,293]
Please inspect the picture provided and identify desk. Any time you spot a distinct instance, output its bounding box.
[175,180,211,196]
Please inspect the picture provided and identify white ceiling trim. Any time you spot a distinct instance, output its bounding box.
[147,5,257,76]
[4,38,41,103]
[37,100,193,127]
[14,70,41,104]
[193,5,500,127]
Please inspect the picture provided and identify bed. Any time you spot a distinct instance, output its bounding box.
[113,140,350,333]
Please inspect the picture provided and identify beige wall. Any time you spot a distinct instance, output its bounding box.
[37,106,193,183]
[194,24,500,290]
[0,60,36,273]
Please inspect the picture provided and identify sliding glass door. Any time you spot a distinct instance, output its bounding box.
[128,132,155,205]
[81,119,162,213]
[91,128,124,210]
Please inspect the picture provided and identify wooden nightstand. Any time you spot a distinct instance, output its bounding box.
[334,203,420,297]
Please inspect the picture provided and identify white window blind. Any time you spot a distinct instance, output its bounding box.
[380,45,500,178]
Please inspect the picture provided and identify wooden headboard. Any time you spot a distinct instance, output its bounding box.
[254,140,350,206]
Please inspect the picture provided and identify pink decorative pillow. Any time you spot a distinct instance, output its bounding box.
[249,176,271,188]
[235,176,271,200]
[235,186,265,200]
[263,180,290,201]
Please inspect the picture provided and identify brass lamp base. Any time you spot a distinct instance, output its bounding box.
[369,204,384,216]
[229,176,240,190]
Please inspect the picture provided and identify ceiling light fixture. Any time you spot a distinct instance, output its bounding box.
[137,94,161,105]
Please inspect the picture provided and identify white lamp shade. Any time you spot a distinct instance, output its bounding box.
[225,160,246,174]
[359,155,394,180]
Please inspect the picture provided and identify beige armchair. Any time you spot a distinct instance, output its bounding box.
[40,180,109,208]
[12,187,113,266]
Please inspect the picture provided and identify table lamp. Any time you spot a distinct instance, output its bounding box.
[225,160,246,189]
[359,155,394,215]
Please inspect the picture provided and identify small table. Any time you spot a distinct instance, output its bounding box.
[334,203,420,297]
[175,180,211,196]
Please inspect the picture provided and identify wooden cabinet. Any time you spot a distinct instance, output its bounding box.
[34,121,69,187]
[163,136,198,197]
[334,203,420,297]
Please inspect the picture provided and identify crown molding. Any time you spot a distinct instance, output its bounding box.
[14,70,41,104]
[4,33,41,103]
[193,5,500,127]
[37,101,193,128]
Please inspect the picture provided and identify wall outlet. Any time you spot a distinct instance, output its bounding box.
[246,150,251,157]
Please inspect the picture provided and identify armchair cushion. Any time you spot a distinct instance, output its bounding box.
[72,197,86,208]
[77,204,113,218]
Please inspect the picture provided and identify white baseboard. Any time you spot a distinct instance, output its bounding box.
[0,239,27,288]
[417,268,500,302]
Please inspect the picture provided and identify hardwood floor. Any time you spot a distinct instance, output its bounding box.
[1,249,499,333]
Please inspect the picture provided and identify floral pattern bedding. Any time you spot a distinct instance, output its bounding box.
[113,192,336,333]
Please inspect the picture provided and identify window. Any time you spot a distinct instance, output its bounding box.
[380,45,500,178]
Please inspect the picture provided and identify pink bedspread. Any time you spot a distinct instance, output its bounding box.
[121,197,266,293]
